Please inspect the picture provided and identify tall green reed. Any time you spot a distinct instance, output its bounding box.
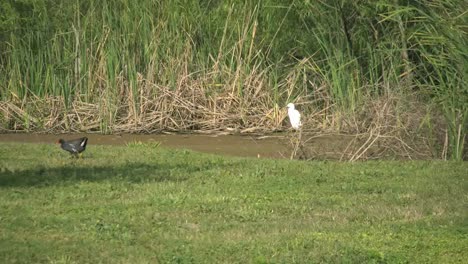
[407,0,467,160]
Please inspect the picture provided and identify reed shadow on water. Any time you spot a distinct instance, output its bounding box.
[0,162,198,188]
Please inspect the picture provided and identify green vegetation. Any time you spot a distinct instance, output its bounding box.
[0,0,467,159]
[0,142,467,263]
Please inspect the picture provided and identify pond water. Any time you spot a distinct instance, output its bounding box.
[0,133,293,159]
[0,132,436,160]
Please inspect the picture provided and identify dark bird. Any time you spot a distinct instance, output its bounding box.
[58,137,88,158]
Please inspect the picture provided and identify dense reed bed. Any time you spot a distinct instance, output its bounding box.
[0,0,466,160]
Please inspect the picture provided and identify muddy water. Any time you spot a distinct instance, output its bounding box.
[0,133,293,159]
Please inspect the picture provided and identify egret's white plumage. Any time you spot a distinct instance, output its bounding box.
[286,103,302,129]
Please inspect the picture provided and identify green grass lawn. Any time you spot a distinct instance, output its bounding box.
[0,142,466,263]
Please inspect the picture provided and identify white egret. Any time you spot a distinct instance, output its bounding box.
[286,103,302,130]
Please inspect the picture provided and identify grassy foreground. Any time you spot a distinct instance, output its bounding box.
[0,142,466,263]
